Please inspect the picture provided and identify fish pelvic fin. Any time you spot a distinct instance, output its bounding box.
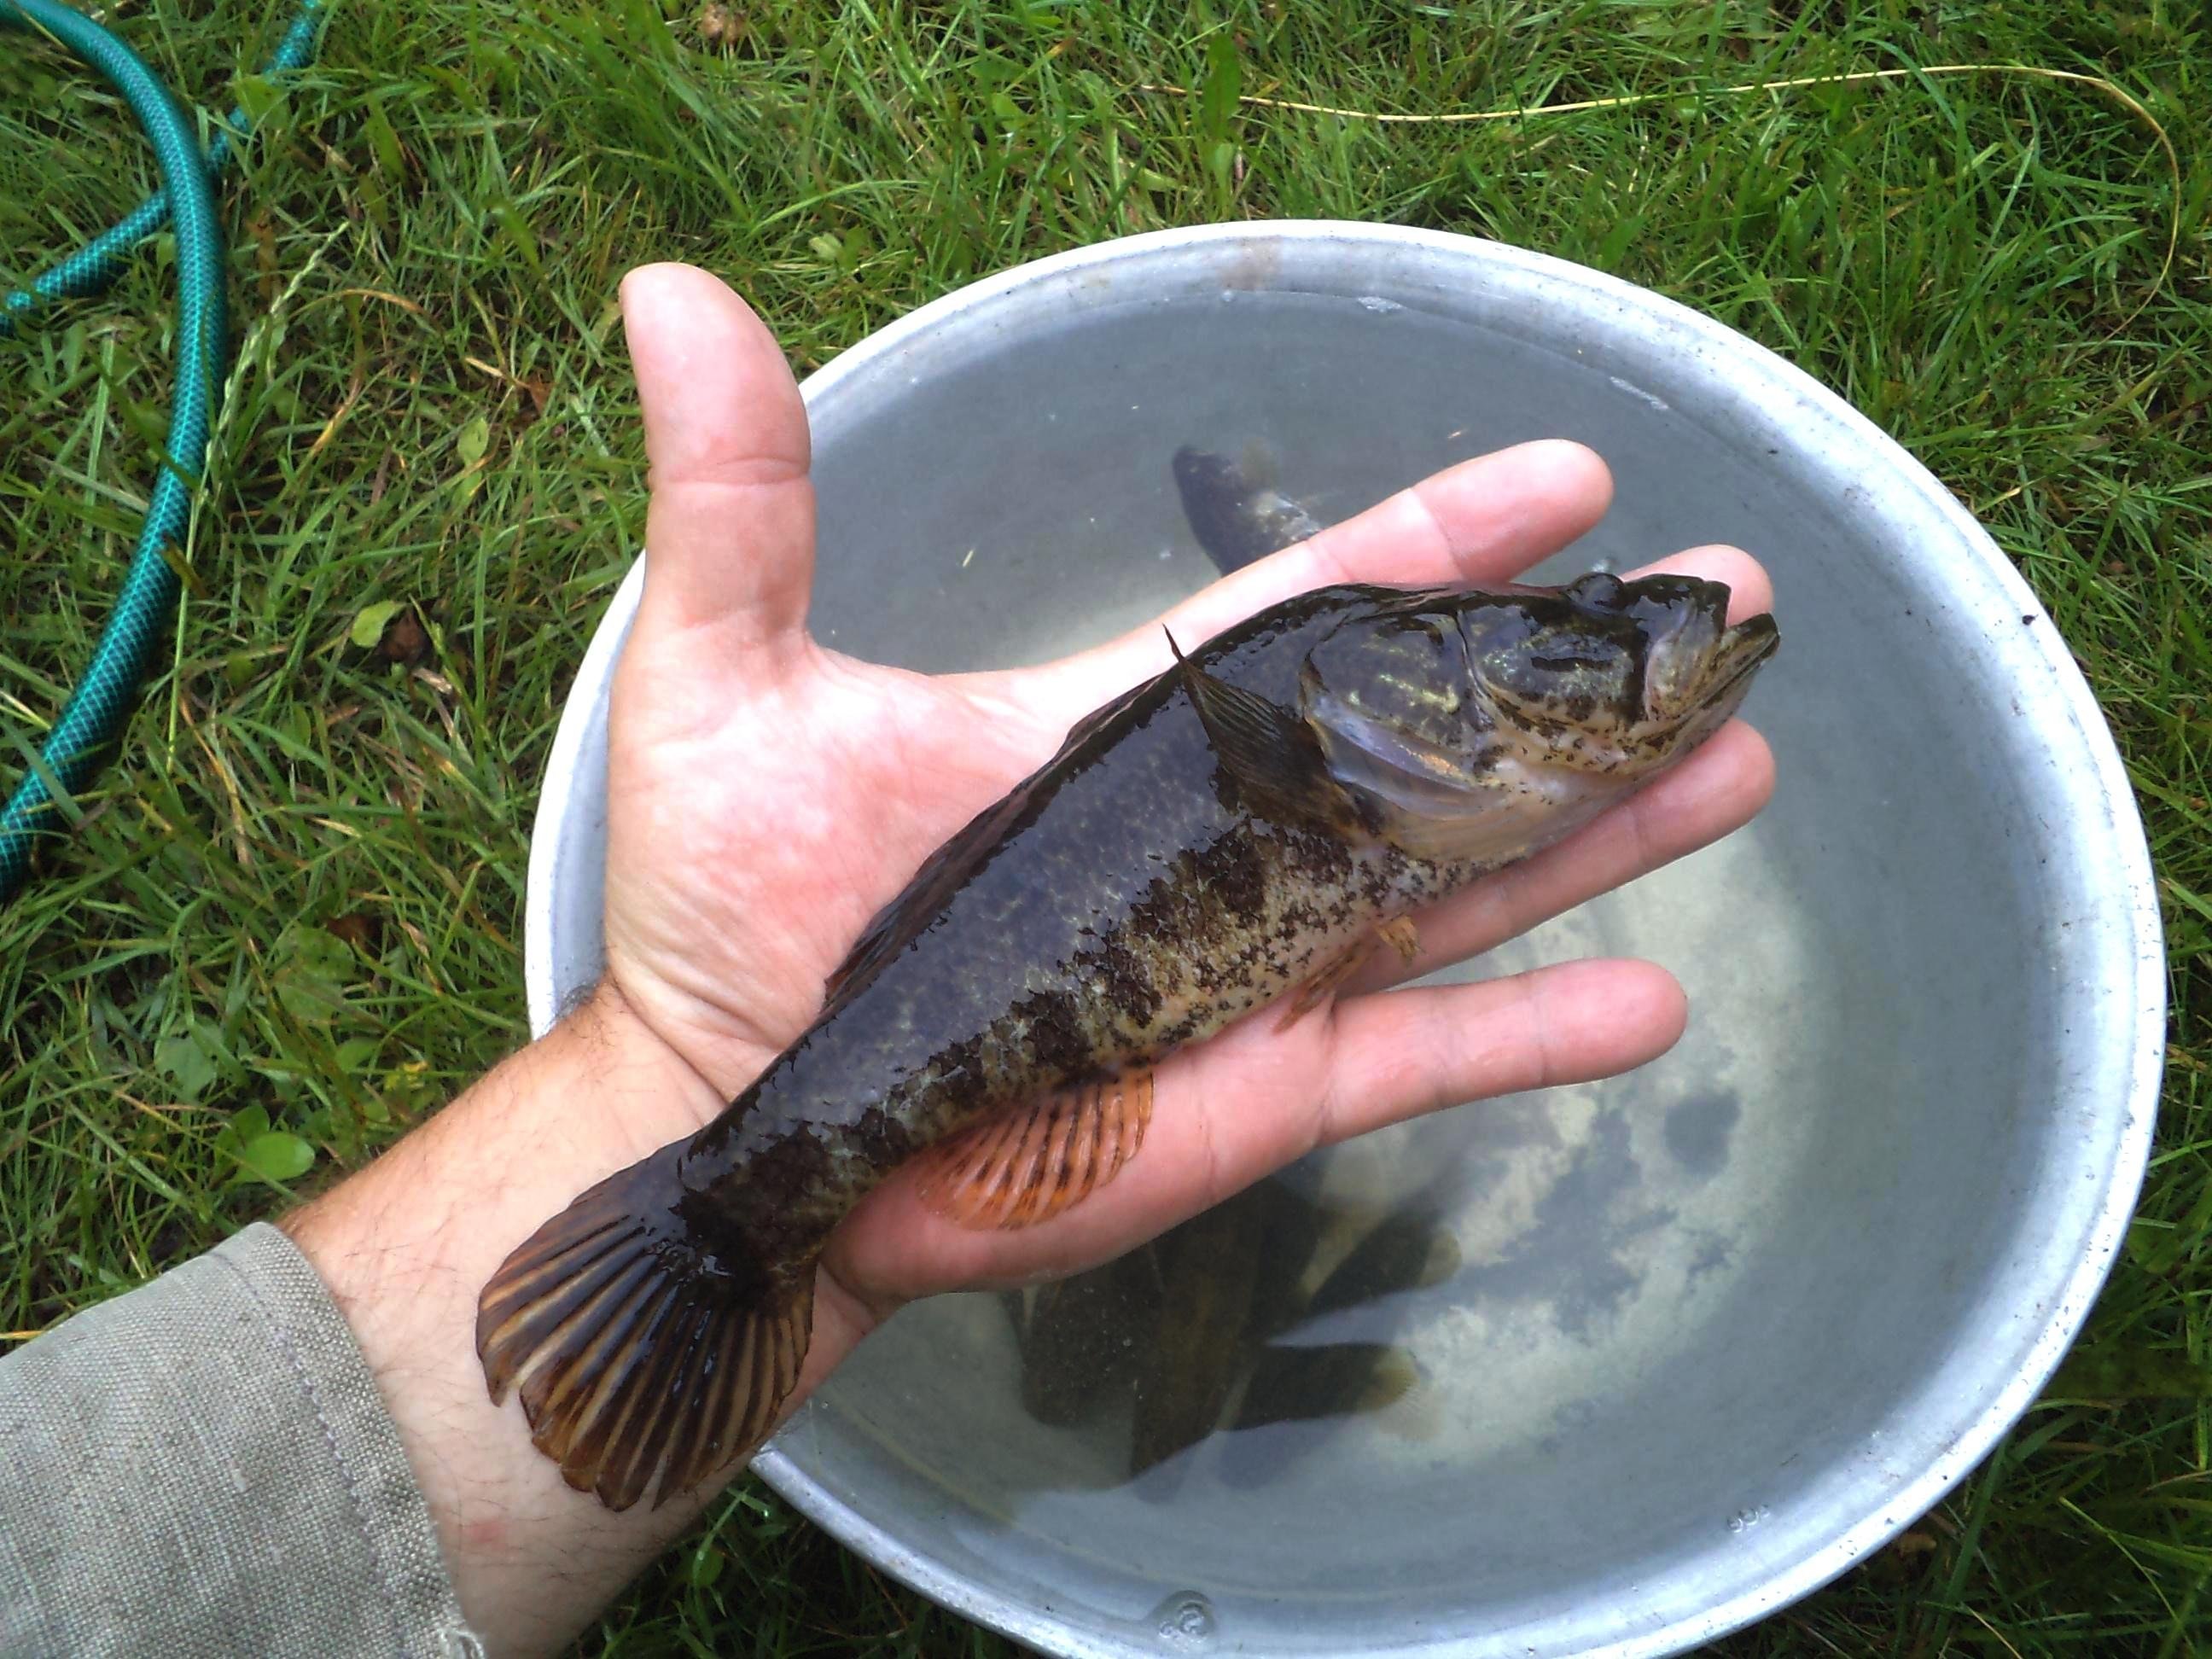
[1278,917,1423,1031]
[915,1069,1155,1230]
[476,1142,816,1512]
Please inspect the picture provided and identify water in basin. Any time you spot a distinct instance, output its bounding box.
[735,287,2037,1649]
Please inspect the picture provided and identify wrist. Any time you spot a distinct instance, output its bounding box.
[547,975,731,1157]
[282,982,728,1654]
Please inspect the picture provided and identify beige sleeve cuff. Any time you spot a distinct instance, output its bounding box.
[0,1221,479,1657]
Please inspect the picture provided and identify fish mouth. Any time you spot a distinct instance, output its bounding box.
[1638,598,1778,730]
[1702,612,1779,703]
[1547,572,1774,725]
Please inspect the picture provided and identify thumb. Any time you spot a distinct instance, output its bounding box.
[622,262,817,653]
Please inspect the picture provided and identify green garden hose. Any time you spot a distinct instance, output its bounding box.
[0,0,323,902]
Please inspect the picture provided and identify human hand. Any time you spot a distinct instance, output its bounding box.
[287,262,1773,1654]
[594,262,1776,1383]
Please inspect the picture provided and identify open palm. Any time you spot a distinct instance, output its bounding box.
[593,265,1775,1398]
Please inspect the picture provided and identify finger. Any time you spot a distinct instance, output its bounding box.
[1642,541,1773,621]
[1314,957,1688,1144]
[622,262,817,655]
[1348,720,1774,994]
[1004,439,1614,714]
[1161,958,1687,1199]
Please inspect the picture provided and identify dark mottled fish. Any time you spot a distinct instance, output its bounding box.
[1005,1243,1165,1428]
[1126,1197,1269,1491]
[1120,1179,1339,1488]
[1009,1173,1459,1492]
[1173,442,1324,573]
[478,573,1778,1510]
[1218,1200,1463,1487]
[1126,1180,1453,1495]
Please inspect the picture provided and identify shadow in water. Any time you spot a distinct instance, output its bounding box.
[994,1080,1749,1499]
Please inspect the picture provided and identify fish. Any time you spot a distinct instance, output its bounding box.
[1004,1171,1462,1491]
[1219,1198,1463,1487]
[1126,1196,1271,1492]
[476,571,1778,1511]
[1004,1243,1166,1428]
[1120,1177,1345,1488]
[1127,1181,1456,1496]
[1173,442,1325,573]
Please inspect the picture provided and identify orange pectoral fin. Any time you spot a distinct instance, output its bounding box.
[1277,937,1377,1030]
[1376,915,1422,964]
[1277,917,1423,1032]
[917,1070,1156,1230]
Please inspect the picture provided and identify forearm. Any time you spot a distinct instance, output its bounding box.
[283,987,760,1656]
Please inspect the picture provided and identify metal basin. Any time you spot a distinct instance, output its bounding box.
[522,223,2163,1657]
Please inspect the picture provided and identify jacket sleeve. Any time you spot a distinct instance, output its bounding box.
[0,1220,480,1657]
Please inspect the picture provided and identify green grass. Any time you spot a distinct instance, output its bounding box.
[3,0,2207,1651]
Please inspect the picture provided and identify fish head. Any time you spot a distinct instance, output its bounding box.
[1460,572,1778,765]
[1297,574,1776,864]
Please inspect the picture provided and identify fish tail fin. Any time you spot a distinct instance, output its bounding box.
[475,1143,815,1512]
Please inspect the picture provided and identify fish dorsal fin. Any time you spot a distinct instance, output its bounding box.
[1167,631,1364,835]
[816,795,1026,1011]
[1051,673,1156,757]
[819,678,1160,1013]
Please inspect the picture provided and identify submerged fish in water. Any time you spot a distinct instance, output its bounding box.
[477,573,1778,1510]
[1126,1196,1271,1486]
[1005,1243,1167,1429]
[1217,1197,1461,1487]
[1009,1167,1462,1492]
[1173,443,1324,573]
[1129,1180,1454,1494]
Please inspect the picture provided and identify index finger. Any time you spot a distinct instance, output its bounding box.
[995,439,1613,718]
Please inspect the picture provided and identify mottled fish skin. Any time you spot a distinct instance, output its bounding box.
[678,591,1470,1269]
[679,574,1777,1272]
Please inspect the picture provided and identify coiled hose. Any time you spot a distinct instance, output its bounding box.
[0,0,322,902]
